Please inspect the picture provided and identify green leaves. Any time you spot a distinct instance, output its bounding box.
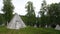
[2,0,14,24]
[47,3,60,24]
[25,1,36,26]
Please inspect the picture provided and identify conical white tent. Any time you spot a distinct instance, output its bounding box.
[55,24,60,30]
[7,13,26,29]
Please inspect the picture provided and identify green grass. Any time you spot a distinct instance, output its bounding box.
[0,26,60,34]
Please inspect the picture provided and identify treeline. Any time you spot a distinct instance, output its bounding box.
[21,0,60,28]
[0,0,60,28]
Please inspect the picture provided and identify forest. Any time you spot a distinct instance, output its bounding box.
[0,0,60,28]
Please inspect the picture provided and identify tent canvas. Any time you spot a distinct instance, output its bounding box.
[55,24,60,30]
[7,13,26,29]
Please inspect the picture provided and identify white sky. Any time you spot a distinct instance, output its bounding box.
[0,0,60,16]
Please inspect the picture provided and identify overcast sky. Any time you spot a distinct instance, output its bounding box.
[0,0,60,16]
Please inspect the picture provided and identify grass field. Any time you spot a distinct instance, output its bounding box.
[0,26,60,34]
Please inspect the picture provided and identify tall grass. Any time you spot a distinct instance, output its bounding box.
[0,26,60,34]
